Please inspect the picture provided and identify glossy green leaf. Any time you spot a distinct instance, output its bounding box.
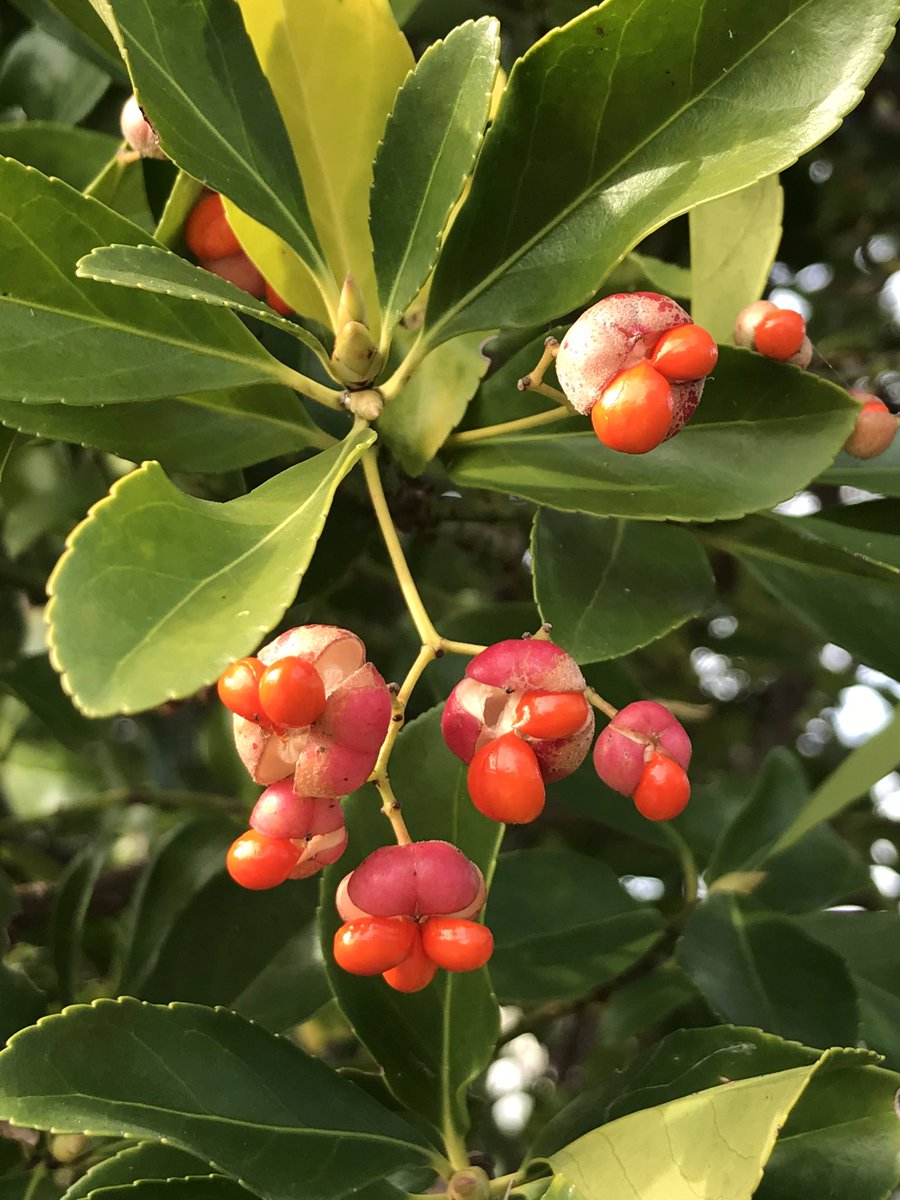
[120,818,329,1032]
[0,159,285,405]
[10,0,124,75]
[0,28,108,123]
[0,122,117,190]
[378,332,490,475]
[598,966,701,1047]
[0,383,332,475]
[47,426,374,716]
[234,0,414,328]
[62,1142,209,1200]
[0,874,45,1047]
[0,655,105,750]
[321,706,502,1142]
[50,840,108,1005]
[819,435,900,495]
[547,1057,840,1200]
[423,0,898,341]
[449,349,857,522]
[532,511,714,661]
[689,176,783,343]
[105,0,328,284]
[488,849,663,1005]
[77,245,331,369]
[793,497,900,570]
[677,894,858,1048]
[76,1181,248,1200]
[372,17,500,334]
[756,1057,900,1200]
[0,999,432,1200]
[707,750,808,881]
[626,253,692,299]
[709,511,900,677]
[533,1024,828,1158]
[772,705,900,854]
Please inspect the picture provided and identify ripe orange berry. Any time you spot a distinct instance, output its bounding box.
[421,917,494,972]
[649,324,718,382]
[333,917,417,976]
[515,691,590,740]
[226,829,300,890]
[265,282,293,316]
[382,927,437,993]
[184,193,242,260]
[753,310,806,360]
[258,657,326,729]
[217,656,266,723]
[591,361,673,454]
[632,750,690,821]
[467,732,545,823]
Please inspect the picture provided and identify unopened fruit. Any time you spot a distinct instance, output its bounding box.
[844,394,897,459]
[347,841,484,919]
[119,94,165,159]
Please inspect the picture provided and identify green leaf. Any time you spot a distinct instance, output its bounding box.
[0,874,46,1047]
[756,1057,900,1200]
[0,655,106,750]
[378,332,490,475]
[625,253,692,299]
[76,246,331,370]
[0,999,432,1200]
[677,894,858,1048]
[708,511,900,678]
[105,0,328,286]
[771,705,900,855]
[448,349,857,522]
[321,706,502,1142]
[532,1024,828,1158]
[0,383,332,475]
[120,818,330,1033]
[0,122,117,190]
[547,1057,842,1200]
[50,840,108,1005]
[488,849,664,1005]
[47,426,375,717]
[75,1181,248,1200]
[423,0,898,341]
[0,28,108,124]
[689,176,784,343]
[0,159,285,405]
[9,0,124,76]
[233,0,414,327]
[819,433,900,495]
[372,17,500,335]
[61,1142,209,1200]
[532,511,714,662]
[707,749,807,881]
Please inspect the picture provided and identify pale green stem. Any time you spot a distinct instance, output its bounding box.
[446,407,573,447]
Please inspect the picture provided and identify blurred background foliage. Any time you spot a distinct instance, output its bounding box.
[0,0,898,1186]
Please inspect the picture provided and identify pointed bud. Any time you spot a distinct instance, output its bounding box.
[332,320,382,385]
[343,388,384,421]
[336,274,367,329]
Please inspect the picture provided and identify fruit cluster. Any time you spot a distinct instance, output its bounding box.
[554,292,718,454]
[441,638,692,826]
[334,842,491,992]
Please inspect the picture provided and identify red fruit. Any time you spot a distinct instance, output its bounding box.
[184,193,241,260]
[421,918,494,972]
[382,928,437,993]
[514,690,590,740]
[649,324,718,382]
[467,733,545,823]
[217,657,266,724]
[754,310,806,360]
[258,656,326,729]
[226,830,300,890]
[632,751,691,821]
[333,917,417,976]
[265,282,293,316]
[593,700,692,797]
[591,361,673,454]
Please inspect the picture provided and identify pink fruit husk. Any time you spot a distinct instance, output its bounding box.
[556,293,692,416]
[347,841,484,918]
[120,94,166,159]
[250,779,316,839]
[199,253,265,298]
[336,873,369,922]
[233,628,390,796]
[593,700,692,796]
[441,639,593,780]
[289,828,348,878]
[733,300,777,349]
